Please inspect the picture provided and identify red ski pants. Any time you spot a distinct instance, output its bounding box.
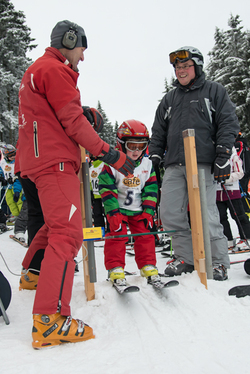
[104,215,156,270]
[22,163,82,316]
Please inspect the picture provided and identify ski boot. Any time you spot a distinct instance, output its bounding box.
[19,269,39,290]
[0,223,8,234]
[164,257,194,276]
[213,264,228,281]
[108,267,127,286]
[140,264,161,284]
[32,312,95,349]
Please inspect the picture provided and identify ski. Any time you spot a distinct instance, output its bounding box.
[229,249,250,254]
[228,285,250,298]
[9,235,28,247]
[113,282,140,294]
[230,259,248,265]
[160,250,174,257]
[148,279,179,290]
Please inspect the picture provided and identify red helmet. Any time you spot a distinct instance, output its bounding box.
[116,120,149,152]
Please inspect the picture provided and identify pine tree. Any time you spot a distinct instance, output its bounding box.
[114,121,119,146]
[0,0,36,144]
[206,14,250,143]
[97,101,116,146]
[159,76,175,101]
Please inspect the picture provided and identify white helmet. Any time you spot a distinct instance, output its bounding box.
[169,46,204,76]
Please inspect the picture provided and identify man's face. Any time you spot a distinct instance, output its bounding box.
[175,59,195,86]
[63,47,86,72]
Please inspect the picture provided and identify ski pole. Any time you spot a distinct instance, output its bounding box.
[221,183,250,249]
[96,228,189,241]
[0,185,9,208]
[239,182,250,210]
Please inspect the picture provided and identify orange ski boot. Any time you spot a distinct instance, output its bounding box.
[32,312,95,349]
[19,270,39,290]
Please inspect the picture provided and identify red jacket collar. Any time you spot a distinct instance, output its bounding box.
[44,47,73,69]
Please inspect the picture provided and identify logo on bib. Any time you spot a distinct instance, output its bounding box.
[123,176,140,187]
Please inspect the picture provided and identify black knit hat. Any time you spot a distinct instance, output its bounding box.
[50,20,87,50]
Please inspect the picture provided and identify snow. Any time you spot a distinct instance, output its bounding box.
[1,219,250,374]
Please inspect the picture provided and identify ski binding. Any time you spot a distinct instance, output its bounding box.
[148,278,179,290]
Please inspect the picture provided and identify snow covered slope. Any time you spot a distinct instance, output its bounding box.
[1,221,250,374]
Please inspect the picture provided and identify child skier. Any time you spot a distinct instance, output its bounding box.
[0,145,28,244]
[99,120,159,287]
[216,146,250,250]
[89,157,106,229]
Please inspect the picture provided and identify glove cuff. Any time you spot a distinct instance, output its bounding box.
[149,154,162,160]
[216,145,231,157]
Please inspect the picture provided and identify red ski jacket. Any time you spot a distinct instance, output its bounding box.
[16,47,106,177]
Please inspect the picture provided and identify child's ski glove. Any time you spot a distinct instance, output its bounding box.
[98,144,135,177]
[107,213,123,233]
[13,192,20,203]
[138,212,154,230]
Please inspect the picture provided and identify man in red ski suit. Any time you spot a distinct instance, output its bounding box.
[16,20,135,349]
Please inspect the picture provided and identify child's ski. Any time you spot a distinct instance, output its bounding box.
[113,282,140,294]
[148,279,179,290]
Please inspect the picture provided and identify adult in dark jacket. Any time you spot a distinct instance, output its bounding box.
[149,46,240,281]
[16,20,135,349]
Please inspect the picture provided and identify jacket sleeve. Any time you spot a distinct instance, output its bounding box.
[211,82,240,150]
[141,166,158,215]
[226,153,244,184]
[148,94,169,158]
[98,164,120,216]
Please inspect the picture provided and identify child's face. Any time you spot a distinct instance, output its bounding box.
[126,149,143,161]
[125,138,148,161]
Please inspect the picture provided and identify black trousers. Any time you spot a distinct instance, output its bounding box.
[92,198,105,228]
[217,198,250,240]
[17,173,45,272]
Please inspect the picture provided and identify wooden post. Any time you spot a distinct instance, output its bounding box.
[79,146,95,301]
[183,129,207,289]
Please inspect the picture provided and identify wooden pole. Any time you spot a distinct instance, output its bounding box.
[182,129,207,289]
[79,146,95,301]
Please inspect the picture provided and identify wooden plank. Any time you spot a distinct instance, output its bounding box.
[183,129,207,289]
[79,146,95,301]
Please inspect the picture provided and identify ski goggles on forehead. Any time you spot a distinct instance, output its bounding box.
[125,140,148,152]
[169,50,191,65]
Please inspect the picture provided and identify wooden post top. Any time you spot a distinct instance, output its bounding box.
[182,129,195,138]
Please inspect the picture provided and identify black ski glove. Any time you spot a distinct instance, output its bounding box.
[7,177,14,185]
[0,176,7,186]
[82,106,104,133]
[98,144,136,177]
[149,154,162,187]
[149,154,161,169]
[13,192,20,203]
[213,145,231,183]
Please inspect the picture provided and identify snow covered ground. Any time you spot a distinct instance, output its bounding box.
[1,219,250,374]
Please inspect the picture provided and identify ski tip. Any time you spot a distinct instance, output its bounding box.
[123,286,140,293]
